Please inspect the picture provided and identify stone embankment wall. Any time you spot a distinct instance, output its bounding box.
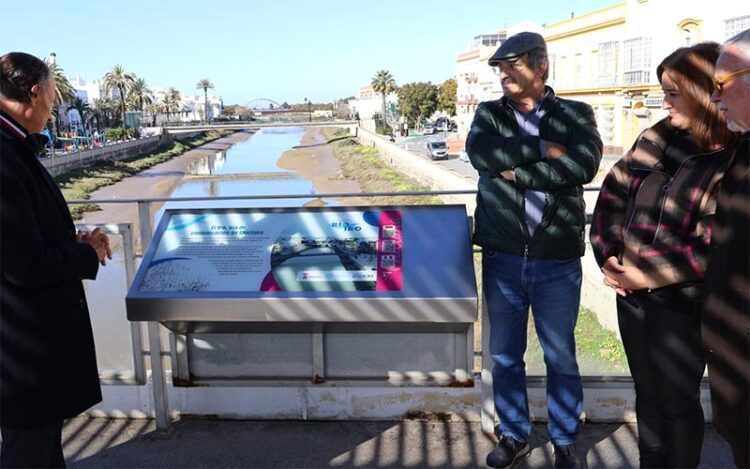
[356,128,476,212]
[41,135,165,177]
[40,130,214,177]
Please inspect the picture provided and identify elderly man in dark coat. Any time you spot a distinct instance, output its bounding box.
[704,28,750,469]
[1,52,111,468]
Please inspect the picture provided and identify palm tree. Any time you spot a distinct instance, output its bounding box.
[145,102,161,126]
[195,79,214,123]
[371,70,397,127]
[160,98,173,124]
[42,59,75,138]
[162,87,181,123]
[89,97,118,130]
[103,65,136,132]
[43,60,75,105]
[128,77,154,115]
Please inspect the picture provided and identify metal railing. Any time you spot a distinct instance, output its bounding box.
[162,120,358,132]
[69,187,604,430]
[72,187,602,250]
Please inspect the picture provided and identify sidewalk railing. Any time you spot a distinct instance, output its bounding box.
[70,187,630,431]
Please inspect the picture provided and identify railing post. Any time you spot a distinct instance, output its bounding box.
[137,201,153,253]
[136,201,169,429]
[121,224,146,384]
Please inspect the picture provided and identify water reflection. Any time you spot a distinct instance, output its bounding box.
[84,253,136,372]
[87,127,333,373]
[190,127,305,175]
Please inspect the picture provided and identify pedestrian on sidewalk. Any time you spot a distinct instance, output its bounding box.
[703,28,750,469]
[590,42,738,468]
[466,31,602,469]
[1,52,112,468]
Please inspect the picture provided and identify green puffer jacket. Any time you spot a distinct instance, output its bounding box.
[466,87,603,259]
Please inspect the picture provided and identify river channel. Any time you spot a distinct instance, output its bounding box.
[84,128,337,372]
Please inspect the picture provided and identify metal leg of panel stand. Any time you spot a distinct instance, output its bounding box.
[169,333,190,384]
[148,321,170,430]
[131,322,147,384]
[454,327,469,383]
[312,323,325,383]
[480,292,496,436]
[467,323,475,382]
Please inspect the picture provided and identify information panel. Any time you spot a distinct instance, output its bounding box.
[140,209,403,292]
[127,205,476,327]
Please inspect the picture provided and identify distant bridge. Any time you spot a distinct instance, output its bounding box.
[244,98,295,115]
[245,98,284,109]
[164,120,358,133]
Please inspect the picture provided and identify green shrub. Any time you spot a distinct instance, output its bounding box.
[103,127,136,141]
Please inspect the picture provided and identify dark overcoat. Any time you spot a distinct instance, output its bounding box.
[702,131,750,466]
[1,112,101,429]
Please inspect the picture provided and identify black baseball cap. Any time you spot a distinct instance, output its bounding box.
[488,31,547,65]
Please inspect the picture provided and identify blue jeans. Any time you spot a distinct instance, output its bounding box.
[483,250,583,445]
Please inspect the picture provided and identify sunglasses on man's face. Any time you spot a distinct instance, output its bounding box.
[713,67,750,94]
[491,56,527,75]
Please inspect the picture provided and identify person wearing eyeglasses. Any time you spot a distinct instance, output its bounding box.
[702,28,750,469]
[466,31,602,469]
[590,42,738,468]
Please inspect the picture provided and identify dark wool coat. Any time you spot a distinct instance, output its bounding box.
[702,131,749,467]
[1,112,102,429]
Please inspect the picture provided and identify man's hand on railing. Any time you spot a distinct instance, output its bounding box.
[77,227,113,266]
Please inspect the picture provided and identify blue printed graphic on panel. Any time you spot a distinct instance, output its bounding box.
[363,211,380,227]
[166,214,209,231]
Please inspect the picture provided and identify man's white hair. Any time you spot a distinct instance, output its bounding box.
[723,28,750,73]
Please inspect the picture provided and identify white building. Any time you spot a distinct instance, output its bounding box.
[150,87,223,124]
[70,75,103,102]
[179,93,223,122]
[348,84,398,121]
[65,75,104,131]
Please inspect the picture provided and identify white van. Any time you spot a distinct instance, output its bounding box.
[425,139,448,160]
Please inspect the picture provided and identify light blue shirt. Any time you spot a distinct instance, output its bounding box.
[508,92,549,238]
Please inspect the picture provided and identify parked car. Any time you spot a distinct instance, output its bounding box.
[426,139,448,160]
[422,122,435,135]
[434,117,449,132]
[434,117,457,132]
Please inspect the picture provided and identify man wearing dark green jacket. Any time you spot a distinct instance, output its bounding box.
[467,32,602,469]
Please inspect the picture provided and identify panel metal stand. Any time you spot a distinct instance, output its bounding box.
[126,205,478,429]
[148,321,170,430]
[312,323,325,383]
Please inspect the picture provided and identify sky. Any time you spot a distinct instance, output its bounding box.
[4,0,616,105]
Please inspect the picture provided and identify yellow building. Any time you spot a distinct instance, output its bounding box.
[455,0,750,154]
